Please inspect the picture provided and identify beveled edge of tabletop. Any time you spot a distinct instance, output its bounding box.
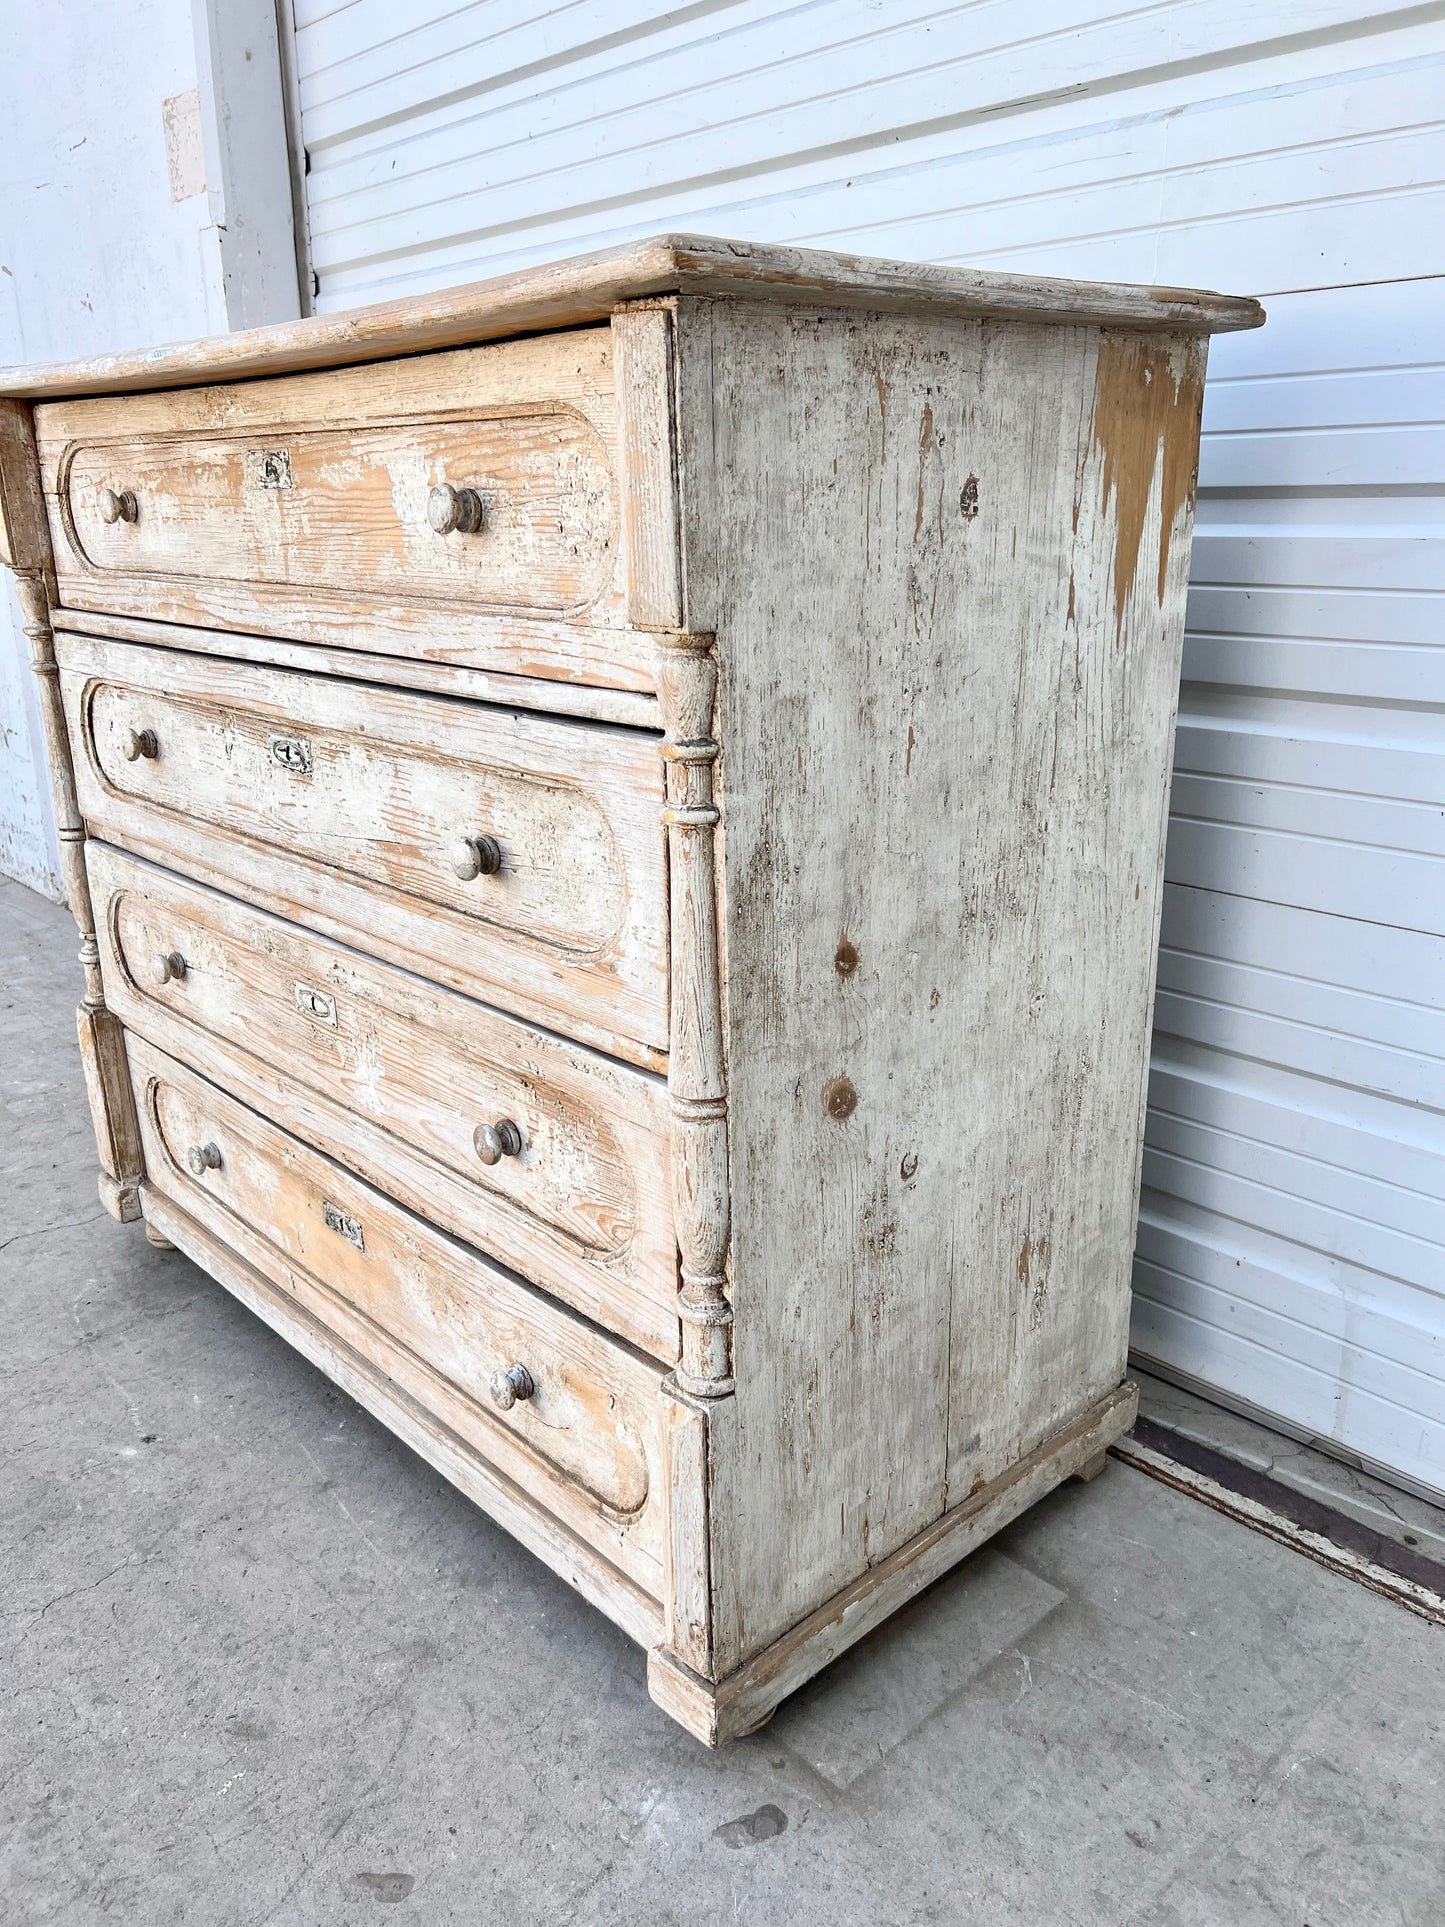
[0,233,1265,401]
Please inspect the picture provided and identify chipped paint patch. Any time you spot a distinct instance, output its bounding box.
[1089,335,1204,639]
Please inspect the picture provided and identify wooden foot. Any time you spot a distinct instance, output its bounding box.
[649,1382,1138,1745]
[97,1170,143,1224]
[144,1221,176,1251]
[1072,1449,1110,1484]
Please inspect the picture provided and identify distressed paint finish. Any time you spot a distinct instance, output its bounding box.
[613,303,733,1397]
[34,331,647,693]
[87,843,679,1360]
[131,1035,669,1594]
[56,631,669,1067]
[656,631,733,1397]
[685,302,1211,1677]
[0,235,1260,400]
[0,401,144,1220]
[0,239,1254,1741]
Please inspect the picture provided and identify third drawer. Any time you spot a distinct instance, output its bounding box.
[90,841,679,1363]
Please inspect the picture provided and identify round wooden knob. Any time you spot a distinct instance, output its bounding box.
[473,1118,523,1166]
[427,483,486,535]
[447,833,502,881]
[123,727,159,762]
[151,950,187,986]
[186,1141,222,1176]
[98,487,139,525]
[488,1363,534,1411]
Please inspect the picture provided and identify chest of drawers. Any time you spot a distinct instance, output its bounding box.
[0,237,1261,1743]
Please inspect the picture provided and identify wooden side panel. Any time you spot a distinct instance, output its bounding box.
[130,1034,669,1594]
[688,301,1201,1670]
[34,331,655,694]
[941,327,1206,1497]
[56,632,669,1066]
[649,1383,1138,1744]
[88,842,679,1359]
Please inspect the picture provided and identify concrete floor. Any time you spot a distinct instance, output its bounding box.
[4,873,1444,1927]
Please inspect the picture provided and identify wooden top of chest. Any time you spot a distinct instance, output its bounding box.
[0,234,1263,401]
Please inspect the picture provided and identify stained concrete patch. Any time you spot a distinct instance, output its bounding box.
[770,1548,1065,1789]
[714,1803,788,1847]
[352,1871,415,1902]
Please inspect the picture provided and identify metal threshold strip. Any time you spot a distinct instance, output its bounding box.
[1112,1416,1445,1627]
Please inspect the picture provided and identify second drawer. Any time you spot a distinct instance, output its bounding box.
[90,843,679,1361]
[58,630,668,1066]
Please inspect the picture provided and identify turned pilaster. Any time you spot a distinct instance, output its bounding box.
[2,398,144,1222]
[656,631,733,1397]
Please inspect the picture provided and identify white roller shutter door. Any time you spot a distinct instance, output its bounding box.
[288,2,1445,1497]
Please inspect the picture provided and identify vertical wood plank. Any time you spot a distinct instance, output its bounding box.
[659,1381,714,1677]
[611,303,683,632]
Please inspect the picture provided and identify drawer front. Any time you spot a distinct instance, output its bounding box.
[91,843,678,1361]
[35,331,654,693]
[131,1036,668,1594]
[59,632,668,1065]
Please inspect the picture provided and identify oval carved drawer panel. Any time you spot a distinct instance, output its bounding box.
[59,632,668,1066]
[59,412,613,611]
[33,330,654,693]
[130,1035,668,1595]
[89,843,678,1361]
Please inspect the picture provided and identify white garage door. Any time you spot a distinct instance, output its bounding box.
[290,2,1445,1498]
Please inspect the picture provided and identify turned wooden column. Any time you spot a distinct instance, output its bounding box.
[1,401,144,1220]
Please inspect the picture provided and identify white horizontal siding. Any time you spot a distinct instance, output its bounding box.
[294,7,1445,306]
[1141,274,1444,1497]
[289,3,1445,1496]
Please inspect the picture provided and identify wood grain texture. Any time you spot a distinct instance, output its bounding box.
[1,401,144,1221]
[131,1034,669,1594]
[648,1381,1138,1745]
[0,235,1262,400]
[57,631,669,1066]
[0,399,53,575]
[660,1381,715,1678]
[685,300,1203,1671]
[0,243,1247,1744]
[36,332,650,693]
[88,842,679,1359]
[656,630,733,1396]
[141,1186,664,1650]
[50,607,661,731]
[611,304,683,631]
[938,325,1207,1503]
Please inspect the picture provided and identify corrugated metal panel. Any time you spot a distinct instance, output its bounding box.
[289,3,1445,1497]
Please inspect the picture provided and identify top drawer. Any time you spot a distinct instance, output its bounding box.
[33,330,654,693]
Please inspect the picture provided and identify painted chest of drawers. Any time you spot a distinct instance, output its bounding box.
[0,238,1261,1742]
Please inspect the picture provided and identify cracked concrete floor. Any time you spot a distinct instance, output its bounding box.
[4,874,1444,1926]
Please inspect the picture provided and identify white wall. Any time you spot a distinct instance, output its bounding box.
[0,0,299,898]
[0,0,225,896]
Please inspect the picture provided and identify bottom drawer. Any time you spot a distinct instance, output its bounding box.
[129,1034,668,1597]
